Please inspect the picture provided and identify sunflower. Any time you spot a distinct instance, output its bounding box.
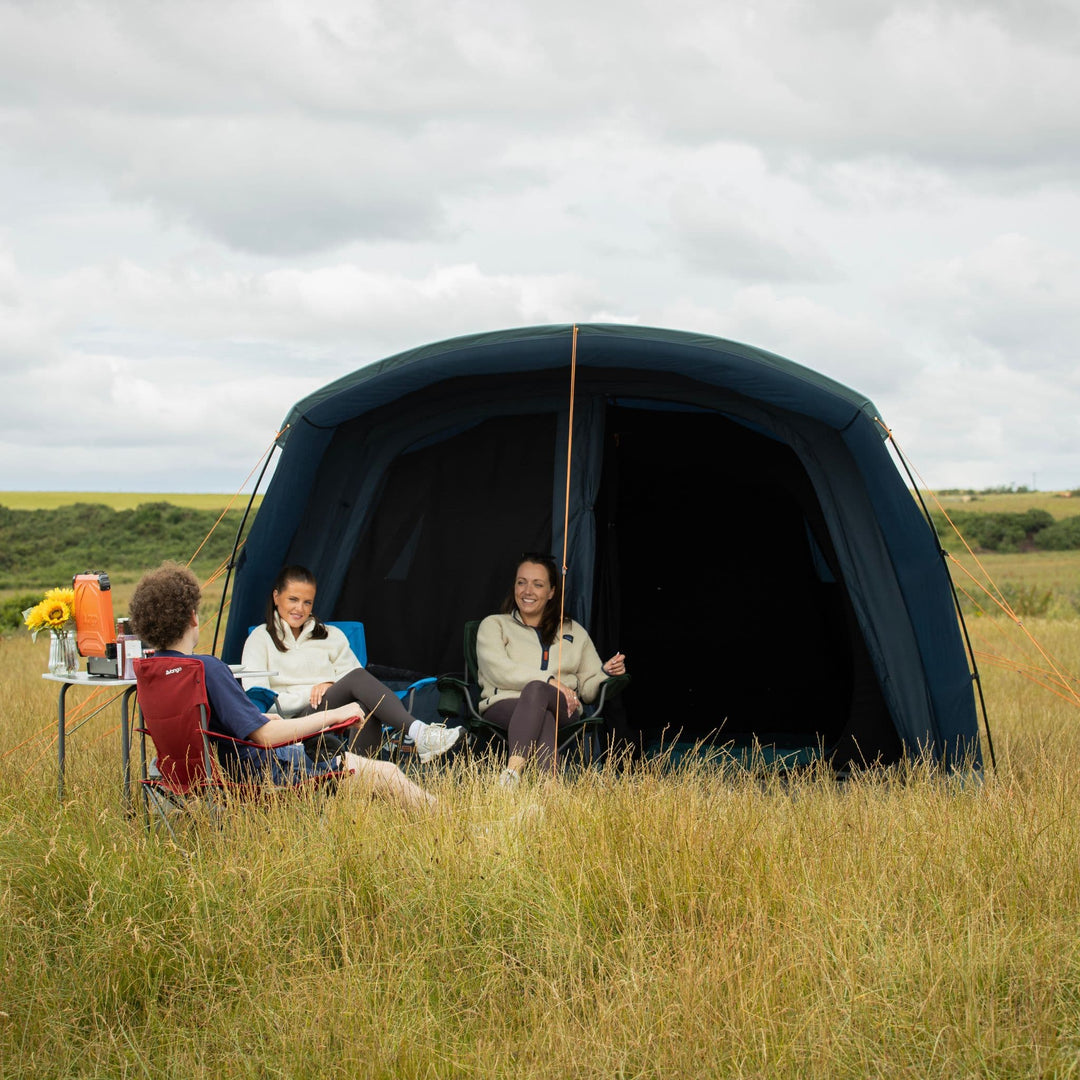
[43,586,76,608]
[41,599,72,629]
[23,589,77,639]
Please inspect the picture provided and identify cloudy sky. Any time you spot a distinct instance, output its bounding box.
[2,0,1078,494]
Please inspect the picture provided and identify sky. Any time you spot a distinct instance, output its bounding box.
[2,0,1079,494]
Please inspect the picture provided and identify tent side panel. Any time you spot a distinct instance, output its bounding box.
[842,420,981,764]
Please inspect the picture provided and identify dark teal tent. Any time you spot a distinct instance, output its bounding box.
[223,324,982,768]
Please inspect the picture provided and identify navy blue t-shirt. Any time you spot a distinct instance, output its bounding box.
[156,650,271,776]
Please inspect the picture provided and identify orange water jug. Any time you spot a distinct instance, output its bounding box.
[73,572,116,658]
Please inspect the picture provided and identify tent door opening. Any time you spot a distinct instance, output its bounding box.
[591,404,890,760]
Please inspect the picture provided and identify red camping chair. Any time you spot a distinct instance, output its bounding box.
[134,656,356,839]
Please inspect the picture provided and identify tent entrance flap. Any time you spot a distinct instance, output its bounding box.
[334,412,556,677]
[592,405,898,762]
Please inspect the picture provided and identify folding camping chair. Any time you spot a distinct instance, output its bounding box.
[436,620,629,764]
[134,655,358,842]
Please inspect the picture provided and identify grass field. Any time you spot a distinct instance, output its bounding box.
[3,610,1080,1076]
[921,489,1080,520]
[4,494,1080,1075]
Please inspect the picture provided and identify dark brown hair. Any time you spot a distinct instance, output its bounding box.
[129,562,202,650]
[264,565,329,653]
[501,552,567,647]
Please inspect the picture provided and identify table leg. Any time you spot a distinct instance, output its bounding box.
[121,685,137,813]
[57,683,71,803]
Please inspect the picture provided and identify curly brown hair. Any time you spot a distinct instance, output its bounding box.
[129,562,202,650]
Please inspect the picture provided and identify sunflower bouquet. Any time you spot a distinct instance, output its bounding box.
[23,587,77,641]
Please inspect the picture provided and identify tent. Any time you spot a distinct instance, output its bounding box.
[223,324,982,769]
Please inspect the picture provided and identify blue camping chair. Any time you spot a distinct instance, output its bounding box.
[245,621,437,760]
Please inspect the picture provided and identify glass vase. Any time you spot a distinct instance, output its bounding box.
[48,628,79,677]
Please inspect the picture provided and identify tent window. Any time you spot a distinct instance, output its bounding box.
[335,412,556,675]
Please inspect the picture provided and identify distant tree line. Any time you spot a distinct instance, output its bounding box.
[929,508,1080,553]
[0,502,250,591]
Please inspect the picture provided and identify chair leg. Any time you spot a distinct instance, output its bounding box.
[143,786,181,845]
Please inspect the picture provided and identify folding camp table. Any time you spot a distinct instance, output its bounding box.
[44,667,276,810]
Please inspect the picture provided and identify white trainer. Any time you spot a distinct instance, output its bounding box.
[413,722,463,763]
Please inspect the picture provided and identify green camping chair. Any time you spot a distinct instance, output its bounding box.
[437,620,629,764]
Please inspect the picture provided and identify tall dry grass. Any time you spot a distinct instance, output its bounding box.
[2,624,1080,1078]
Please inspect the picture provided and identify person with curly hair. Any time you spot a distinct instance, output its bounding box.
[129,563,434,808]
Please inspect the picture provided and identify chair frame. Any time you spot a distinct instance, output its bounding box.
[134,656,358,841]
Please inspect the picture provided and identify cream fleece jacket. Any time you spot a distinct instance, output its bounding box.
[241,614,361,718]
[476,611,607,713]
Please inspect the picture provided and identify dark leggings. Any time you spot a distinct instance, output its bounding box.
[482,680,578,768]
[299,667,416,757]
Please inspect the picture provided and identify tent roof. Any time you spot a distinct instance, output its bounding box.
[279,323,884,440]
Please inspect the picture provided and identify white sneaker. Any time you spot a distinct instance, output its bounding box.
[413,722,463,764]
[498,767,521,789]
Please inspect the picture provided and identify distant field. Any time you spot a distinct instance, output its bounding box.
[0,491,262,511]
[4,489,1069,516]
[921,490,1080,520]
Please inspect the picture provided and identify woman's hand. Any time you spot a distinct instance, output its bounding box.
[602,652,627,676]
[310,681,335,708]
[549,678,580,715]
[322,703,365,727]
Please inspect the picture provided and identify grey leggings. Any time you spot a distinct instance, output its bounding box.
[482,680,578,768]
[299,667,416,756]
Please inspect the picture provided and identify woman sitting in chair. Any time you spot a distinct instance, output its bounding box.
[241,565,461,763]
[129,563,435,808]
[476,552,626,786]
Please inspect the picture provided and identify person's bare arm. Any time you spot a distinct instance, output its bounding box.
[246,703,363,746]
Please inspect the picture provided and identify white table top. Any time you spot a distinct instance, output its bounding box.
[42,671,136,687]
[43,667,277,687]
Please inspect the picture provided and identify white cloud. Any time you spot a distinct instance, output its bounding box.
[658,284,912,400]
[667,176,836,282]
[37,258,604,352]
[3,0,1080,262]
[0,253,615,488]
[899,233,1080,371]
[1,0,1080,492]
[881,359,1080,490]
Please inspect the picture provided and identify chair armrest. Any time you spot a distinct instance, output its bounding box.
[592,674,630,714]
[436,674,470,692]
[435,674,481,721]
